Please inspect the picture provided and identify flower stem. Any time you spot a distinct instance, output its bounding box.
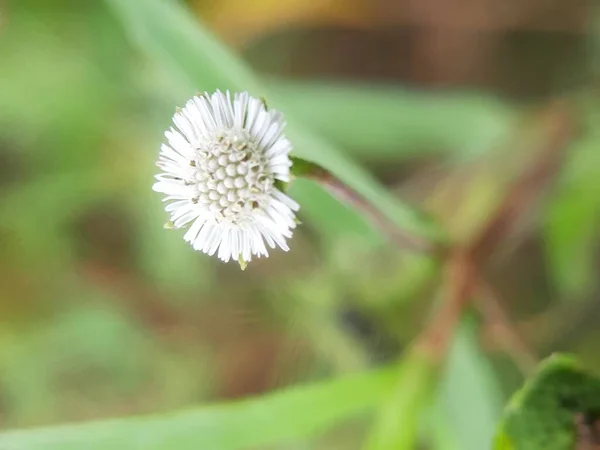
[291,157,444,254]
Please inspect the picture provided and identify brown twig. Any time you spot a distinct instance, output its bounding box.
[574,413,600,450]
[414,100,577,361]
[297,100,576,367]
[415,248,476,359]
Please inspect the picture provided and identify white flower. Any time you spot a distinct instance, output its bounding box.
[153,90,299,267]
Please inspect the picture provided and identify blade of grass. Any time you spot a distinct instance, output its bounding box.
[0,367,396,450]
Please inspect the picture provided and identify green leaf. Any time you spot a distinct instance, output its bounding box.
[0,367,396,450]
[363,349,438,450]
[270,80,516,160]
[438,318,503,450]
[427,406,462,450]
[104,0,445,244]
[543,120,600,298]
[494,354,600,450]
[104,0,260,94]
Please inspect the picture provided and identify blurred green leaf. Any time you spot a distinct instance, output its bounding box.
[104,0,445,244]
[363,349,437,450]
[104,0,260,94]
[427,406,462,450]
[544,116,600,298]
[0,366,396,450]
[270,80,516,160]
[438,318,503,450]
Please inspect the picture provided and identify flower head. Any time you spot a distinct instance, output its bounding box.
[153,91,299,268]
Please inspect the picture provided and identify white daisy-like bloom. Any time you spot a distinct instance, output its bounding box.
[153,90,299,268]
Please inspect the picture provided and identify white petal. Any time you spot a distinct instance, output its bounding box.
[184,217,204,243]
[154,90,299,266]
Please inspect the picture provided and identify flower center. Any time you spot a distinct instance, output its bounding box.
[189,128,274,223]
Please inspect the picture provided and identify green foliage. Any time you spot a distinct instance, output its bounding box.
[362,349,437,450]
[0,366,396,450]
[544,106,600,299]
[439,319,503,450]
[495,354,600,450]
[270,81,516,161]
[427,320,504,450]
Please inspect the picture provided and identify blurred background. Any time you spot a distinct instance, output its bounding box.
[0,0,599,448]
